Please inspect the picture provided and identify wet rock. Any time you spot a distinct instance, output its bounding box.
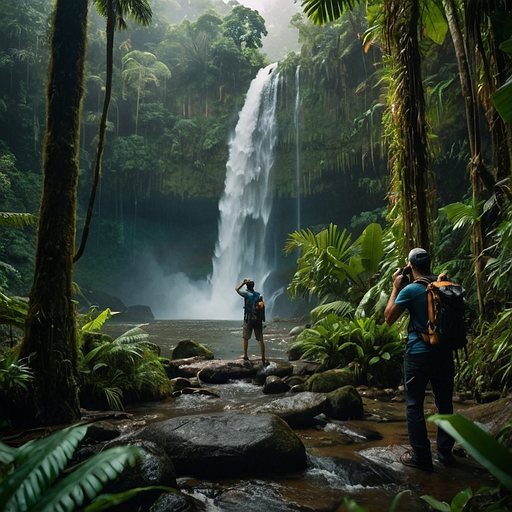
[102,439,177,494]
[284,374,308,387]
[125,412,306,477]
[461,393,512,447]
[299,369,355,393]
[82,421,122,443]
[324,385,364,420]
[197,360,257,384]
[254,361,294,385]
[163,356,214,379]
[263,375,291,394]
[119,304,155,322]
[169,377,195,394]
[324,419,383,442]
[312,455,396,486]
[288,325,306,338]
[150,491,206,512]
[172,339,214,360]
[250,391,327,426]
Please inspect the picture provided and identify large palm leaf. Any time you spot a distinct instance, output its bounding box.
[301,0,362,25]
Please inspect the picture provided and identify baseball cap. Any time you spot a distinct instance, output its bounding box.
[408,248,431,271]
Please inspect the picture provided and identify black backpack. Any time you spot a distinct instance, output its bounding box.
[415,276,468,354]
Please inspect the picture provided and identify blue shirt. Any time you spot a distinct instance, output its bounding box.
[395,282,430,354]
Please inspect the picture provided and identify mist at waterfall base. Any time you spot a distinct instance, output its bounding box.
[127,64,293,321]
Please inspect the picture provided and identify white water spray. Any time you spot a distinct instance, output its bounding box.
[209,62,280,318]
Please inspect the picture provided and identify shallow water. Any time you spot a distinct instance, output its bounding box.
[105,320,498,511]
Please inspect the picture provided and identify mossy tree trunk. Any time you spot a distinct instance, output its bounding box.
[19,0,89,426]
[384,0,432,253]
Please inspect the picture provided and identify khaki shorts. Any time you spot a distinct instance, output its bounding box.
[243,319,263,341]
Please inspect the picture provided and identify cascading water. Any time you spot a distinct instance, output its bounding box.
[294,65,301,232]
[155,63,280,319]
[209,62,280,319]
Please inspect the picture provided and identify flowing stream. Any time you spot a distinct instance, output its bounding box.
[102,320,496,511]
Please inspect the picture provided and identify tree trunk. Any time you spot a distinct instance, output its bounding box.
[444,0,495,318]
[385,0,432,252]
[19,0,88,426]
[74,0,116,263]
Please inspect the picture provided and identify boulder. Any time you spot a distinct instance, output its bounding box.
[263,376,291,395]
[125,412,306,477]
[250,392,327,426]
[300,369,355,393]
[119,304,154,322]
[150,492,206,512]
[254,361,294,385]
[324,385,364,420]
[460,393,512,447]
[102,439,177,494]
[197,360,257,384]
[172,339,214,360]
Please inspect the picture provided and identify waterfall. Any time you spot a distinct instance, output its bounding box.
[294,65,301,232]
[208,62,280,319]
[123,63,281,320]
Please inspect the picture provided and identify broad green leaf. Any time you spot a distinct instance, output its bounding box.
[429,414,512,492]
[420,495,451,511]
[355,223,383,274]
[493,75,512,123]
[422,0,448,45]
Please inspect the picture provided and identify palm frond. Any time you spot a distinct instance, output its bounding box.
[0,212,37,229]
[311,301,354,323]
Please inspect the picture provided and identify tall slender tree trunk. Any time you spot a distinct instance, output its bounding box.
[444,0,495,318]
[19,0,88,426]
[75,0,116,263]
[385,0,431,252]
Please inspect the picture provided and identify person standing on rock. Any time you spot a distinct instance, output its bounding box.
[235,279,267,365]
[384,248,456,472]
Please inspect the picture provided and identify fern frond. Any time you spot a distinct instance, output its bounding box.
[0,212,37,229]
[113,326,150,344]
[310,301,354,323]
[30,446,141,512]
[0,426,88,512]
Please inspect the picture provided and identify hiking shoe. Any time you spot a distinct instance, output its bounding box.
[438,452,456,467]
[400,450,433,472]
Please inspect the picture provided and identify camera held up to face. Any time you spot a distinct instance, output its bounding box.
[398,266,413,287]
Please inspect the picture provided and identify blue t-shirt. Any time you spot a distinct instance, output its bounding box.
[395,282,430,354]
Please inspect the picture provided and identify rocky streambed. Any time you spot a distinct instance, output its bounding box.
[70,356,511,512]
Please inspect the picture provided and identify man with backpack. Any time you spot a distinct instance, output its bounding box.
[384,248,456,472]
[235,279,267,365]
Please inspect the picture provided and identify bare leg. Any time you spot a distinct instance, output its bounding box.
[242,338,249,359]
[258,340,265,364]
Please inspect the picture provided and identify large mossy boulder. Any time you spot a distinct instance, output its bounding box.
[324,385,364,420]
[172,339,214,360]
[300,369,355,393]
